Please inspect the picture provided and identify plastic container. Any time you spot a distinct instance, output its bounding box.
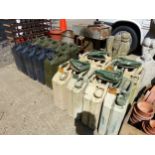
[12,44,23,71]
[44,43,79,88]
[52,61,73,110]
[82,76,109,130]
[12,42,30,74]
[98,92,116,134]
[82,69,123,130]
[112,57,144,104]
[22,45,38,79]
[20,44,33,75]
[32,47,50,84]
[50,30,63,41]
[44,52,70,88]
[65,60,92,118]
[106,78,132,135]
[79,51,111,70]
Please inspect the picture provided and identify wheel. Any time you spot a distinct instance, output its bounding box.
[112,25,139,52]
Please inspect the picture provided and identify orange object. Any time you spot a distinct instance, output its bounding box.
[60,19,67,32]
[50,30,62,41]
[151,86,155,93]
[137,101,154,114]
[146,93,155,104]
[49,19,67,40]
[58,67,64,73]
[149,120,155,128]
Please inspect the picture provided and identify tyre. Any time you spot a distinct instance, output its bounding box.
[112,25,139,52]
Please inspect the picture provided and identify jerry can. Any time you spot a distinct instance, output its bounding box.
[44,52,70,88]
[65,59,92,118]
[22,45,39,80]
[98,76,131,135]
[68,43,80,58]
[106,77,132,135]
[44,43,80,88]
[32,36,50,46]
[32,47,50,84]
[112,57,143,104]
[43,49,57,87]
[66,75,78,116]
[98,90,117,134]
[12,42,31,74]
[56,42,80,58]
[97,58,143,135]
[32,38,43,45]
[20,44,33,75]
[79,50,111,70]
[36,39,50,48]
[82,69,123,130]
[32,37,60,50]
[32,37,59,49]
[82,74,108,130]
[52,61,73,110]
[55,42,69,51]
[47,40,60,51]
[12,43,24,71]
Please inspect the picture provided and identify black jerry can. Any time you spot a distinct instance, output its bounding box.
[23,45,38,80]
[33,47,47,84]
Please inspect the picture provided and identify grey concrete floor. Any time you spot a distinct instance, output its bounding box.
[0,64,77,135]
[0,41,14,68]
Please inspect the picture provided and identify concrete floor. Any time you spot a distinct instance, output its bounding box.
[0,64,77,135]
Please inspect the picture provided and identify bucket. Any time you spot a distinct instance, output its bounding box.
[50,30,63,41]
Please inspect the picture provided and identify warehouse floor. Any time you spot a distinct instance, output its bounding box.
[0,64,78,135]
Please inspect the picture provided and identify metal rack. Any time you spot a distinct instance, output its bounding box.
[3,19,51,43]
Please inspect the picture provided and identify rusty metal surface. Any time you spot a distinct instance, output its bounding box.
[73,24,111,40]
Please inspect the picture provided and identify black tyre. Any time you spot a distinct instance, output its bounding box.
[112,25,139,52]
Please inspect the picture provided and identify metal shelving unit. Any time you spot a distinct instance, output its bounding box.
[3,19,51,43]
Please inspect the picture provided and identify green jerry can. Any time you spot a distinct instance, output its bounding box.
[32,37,46,45]
[32,37,60,49]
[44,43,80,88]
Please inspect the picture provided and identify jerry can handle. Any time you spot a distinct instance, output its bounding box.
[70,59,90,73]
[114,57,142,69]
[95,70,123,85]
